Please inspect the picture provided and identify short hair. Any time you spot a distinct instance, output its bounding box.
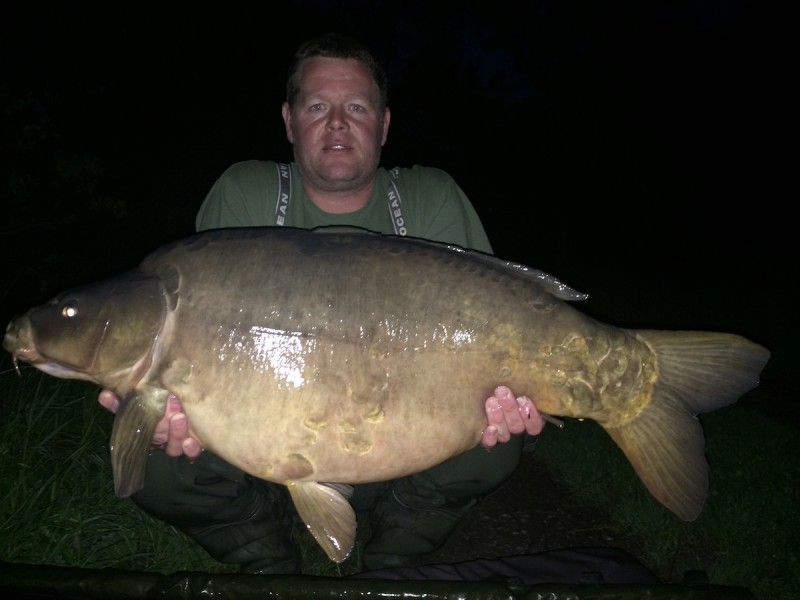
[285,32,389,110]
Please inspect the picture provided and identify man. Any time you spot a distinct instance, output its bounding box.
[100,32,544,574]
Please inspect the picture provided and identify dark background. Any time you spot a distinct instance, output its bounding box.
[1,1,795,395]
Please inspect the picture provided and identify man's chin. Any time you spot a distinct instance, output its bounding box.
[318,166,364,186]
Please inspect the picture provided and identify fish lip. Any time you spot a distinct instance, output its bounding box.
[2,324,20,355]
[3,317,42,366]
[11,347,43,365]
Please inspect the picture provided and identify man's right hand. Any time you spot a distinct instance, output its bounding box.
[98,390,203,459]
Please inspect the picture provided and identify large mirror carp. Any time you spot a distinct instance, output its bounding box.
[4,226,770,562]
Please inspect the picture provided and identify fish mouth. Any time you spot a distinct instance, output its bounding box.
[3,316,43,371]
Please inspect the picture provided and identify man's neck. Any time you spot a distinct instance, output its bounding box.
[304,178,377,214]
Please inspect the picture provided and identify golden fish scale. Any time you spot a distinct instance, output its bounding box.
[146,229,651,485]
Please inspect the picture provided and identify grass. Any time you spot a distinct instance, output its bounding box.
[0,365,230,574]
[532,385,799,599]
[0,358,797,599]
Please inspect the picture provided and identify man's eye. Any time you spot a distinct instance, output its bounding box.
[349,104,365,113]
[310,104,324,111]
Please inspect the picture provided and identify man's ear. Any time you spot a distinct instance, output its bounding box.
[381,107,391,146]
[282,102,294,143]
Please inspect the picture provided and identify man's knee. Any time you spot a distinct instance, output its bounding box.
[415,434,525,500]
[131,451,248,519]
[130,451,300,574]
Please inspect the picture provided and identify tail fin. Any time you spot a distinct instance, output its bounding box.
[605,331,770,521]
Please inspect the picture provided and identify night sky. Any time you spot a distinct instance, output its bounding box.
[1,1,795,390]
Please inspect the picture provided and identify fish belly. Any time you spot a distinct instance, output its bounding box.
[147,228,600,484]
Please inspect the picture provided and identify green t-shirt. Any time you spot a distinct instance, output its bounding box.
[195,160,493,253]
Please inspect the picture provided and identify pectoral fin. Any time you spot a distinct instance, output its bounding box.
[287,481,356,562]
[109,387,168,497]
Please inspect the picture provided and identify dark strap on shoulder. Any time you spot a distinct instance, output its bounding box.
[387,167,406,236]
[274,162,292,225]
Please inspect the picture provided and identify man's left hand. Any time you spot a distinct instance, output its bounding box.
[481,385,544,448]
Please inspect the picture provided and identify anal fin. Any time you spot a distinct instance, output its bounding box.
[287,481,356,562]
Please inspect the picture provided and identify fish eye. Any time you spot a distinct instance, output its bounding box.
[62,301,79,318]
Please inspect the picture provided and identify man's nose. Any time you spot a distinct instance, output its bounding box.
[326,107,348,130]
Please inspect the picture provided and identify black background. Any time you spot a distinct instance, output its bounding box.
[1,1,795,391]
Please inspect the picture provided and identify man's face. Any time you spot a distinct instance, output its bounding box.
[282,56,390,194]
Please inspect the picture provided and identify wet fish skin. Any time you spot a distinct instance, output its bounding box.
[3,226,770,562]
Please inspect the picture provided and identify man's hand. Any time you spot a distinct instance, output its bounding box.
[98,390,203,459]
[98,384,543,458]
[481,385,544,449]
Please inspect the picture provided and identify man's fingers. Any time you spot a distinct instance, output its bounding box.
[164,394,182,416]
[98,389,120,414]
[485,397,505,424]
[487,386,547,439]
[494,386,527,434]
[104,391,202,458]
[516,396,545,436]
[183,438,203,460]
[165,412,189,457]
[481,424,500,449]
[484,396,512,444]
